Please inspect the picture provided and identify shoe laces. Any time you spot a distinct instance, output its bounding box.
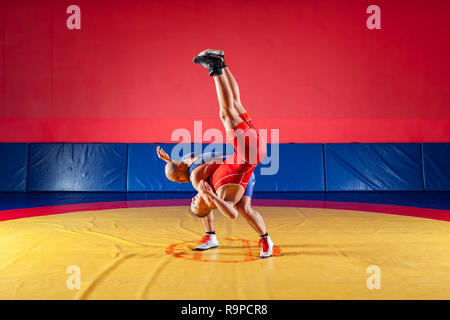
[259,237,269,252]
[200,235,210,244]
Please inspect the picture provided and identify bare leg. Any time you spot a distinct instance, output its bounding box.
[193,53,245,124]
[200,212,215,233]
[222,67,246,115]
[213,74,243,132]
[236,196,267,236]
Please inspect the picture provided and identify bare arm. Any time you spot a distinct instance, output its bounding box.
[190,162,222,207]
[198,181,240,219]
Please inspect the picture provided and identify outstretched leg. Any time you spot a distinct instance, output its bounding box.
[193,52,243,132]
[193,50,245,116]
[213,74,243,132]
[222,67,246,116]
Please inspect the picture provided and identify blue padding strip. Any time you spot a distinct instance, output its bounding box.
[423,143,450,191]
[325,143,424,191]
[0,144,28,191]
[2,142,447,193]
[27,143,127,191]
[254,143,325,191]
[128,143,324,192]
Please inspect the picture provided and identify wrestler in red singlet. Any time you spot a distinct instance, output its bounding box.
[210,112,266,193]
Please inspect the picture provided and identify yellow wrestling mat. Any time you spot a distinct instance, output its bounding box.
[0,206,449,299]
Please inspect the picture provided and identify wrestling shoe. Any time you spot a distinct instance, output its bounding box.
[193,53,224,76]
[258,235,274,258]
[196,49,227,68]
[193,234,219,251]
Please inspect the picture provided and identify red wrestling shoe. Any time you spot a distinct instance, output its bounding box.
[258,235,274,258]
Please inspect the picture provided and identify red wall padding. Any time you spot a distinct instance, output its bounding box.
[0,0,449,143]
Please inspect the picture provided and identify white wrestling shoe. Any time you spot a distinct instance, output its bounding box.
[193,234,219,251]
[259,235,274,258]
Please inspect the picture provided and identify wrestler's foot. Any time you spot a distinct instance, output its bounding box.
[197,49,224,57]
[259,234,274,258]
[197,49,227,68]
[193,233,219,251]
[193,53,224,76]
